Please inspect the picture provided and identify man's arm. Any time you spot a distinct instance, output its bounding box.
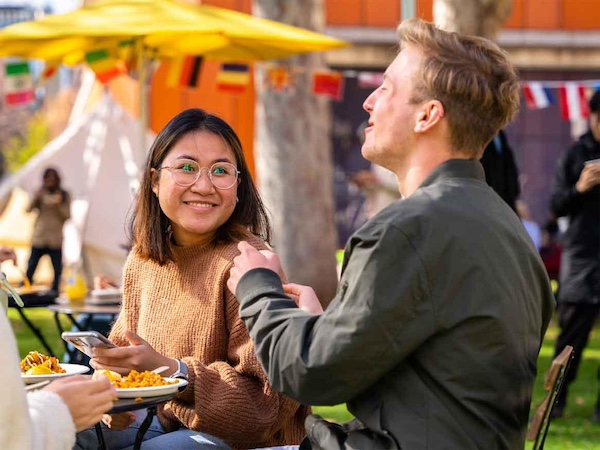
[233,226,434,406]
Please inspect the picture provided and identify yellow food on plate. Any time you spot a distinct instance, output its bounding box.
[26,364,55,375]
[20,351,65,374]
[93,369,123,383]
[111,370,177,389]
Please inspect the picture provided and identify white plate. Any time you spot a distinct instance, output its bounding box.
[22,363,90,384]
[115,378,188,398]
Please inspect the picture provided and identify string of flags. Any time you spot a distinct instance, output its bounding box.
[3,52,600,123]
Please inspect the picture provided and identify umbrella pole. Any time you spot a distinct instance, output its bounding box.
[136,38,148,167]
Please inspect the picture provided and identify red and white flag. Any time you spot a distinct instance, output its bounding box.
[558,83,589,121]
[522,82,554,109]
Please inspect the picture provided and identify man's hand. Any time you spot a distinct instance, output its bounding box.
[227,241,285,296]
[576,162,600,193]
[102,412,136,430]
[283,283,324,315]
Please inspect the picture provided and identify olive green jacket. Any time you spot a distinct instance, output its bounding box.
[237,159,555,449]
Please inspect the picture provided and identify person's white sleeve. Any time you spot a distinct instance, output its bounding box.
[0,312,75,450]
[28,390,76,450]
[0,311,33,450]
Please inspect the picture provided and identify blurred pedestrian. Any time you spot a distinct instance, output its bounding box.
[550,89,600,419]
[25,167,70,296]
[480,129,520,212]
[350,121,402,219]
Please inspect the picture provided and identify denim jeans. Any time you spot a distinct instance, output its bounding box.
[73,409,230,450]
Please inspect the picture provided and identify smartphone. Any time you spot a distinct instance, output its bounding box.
[584,158,600,166]
[61,331,116,358]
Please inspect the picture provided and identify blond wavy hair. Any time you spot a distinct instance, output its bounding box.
[397,19,520,157]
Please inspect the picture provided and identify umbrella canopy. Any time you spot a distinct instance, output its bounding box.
[0,0,347,64]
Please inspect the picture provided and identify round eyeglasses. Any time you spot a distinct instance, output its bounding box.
[159,160,240,190]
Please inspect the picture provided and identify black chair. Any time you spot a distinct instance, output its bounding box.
[526,345,574,450]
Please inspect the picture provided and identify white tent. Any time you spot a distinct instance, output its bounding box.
[0,95,153,284]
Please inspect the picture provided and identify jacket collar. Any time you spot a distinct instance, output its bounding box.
[418,158,486,190]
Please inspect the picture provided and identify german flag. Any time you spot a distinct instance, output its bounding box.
[216,63,250,94]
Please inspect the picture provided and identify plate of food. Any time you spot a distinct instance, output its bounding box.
[93,369,188,398]
[20,351,89,384]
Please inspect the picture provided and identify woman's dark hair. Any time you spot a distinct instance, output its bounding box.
[42,167,67,201]
[43,167,61,184]
[129,109,271,264]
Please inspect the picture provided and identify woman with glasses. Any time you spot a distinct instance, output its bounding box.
[75,109,309,449]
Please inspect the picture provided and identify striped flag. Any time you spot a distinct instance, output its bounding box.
[522,82,554,110]
[166,55,203,89]
[558,83,589,121]
[357,71,383,88]
[312,71,345,101]
[216,63,250,94]
[85,49,125,84]
[4,61,35,106]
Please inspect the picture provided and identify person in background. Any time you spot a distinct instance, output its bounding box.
[75,109,308,450]
[516,200,542,250]
[480,129,520,212]
[539,219,562,284]
[550,89,600,419]
[350,121,402,218]
[228,19,554,449]
[25,167,71,296]
[1,245,116,450]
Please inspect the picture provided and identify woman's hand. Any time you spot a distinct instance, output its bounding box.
[0,246,17,264]
[44,375,116,432]
[90,329,176,375]
[102,412,136,430]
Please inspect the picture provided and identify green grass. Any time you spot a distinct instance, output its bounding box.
[9,309,599,448]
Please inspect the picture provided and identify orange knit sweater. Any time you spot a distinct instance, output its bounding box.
[109,235,309,449]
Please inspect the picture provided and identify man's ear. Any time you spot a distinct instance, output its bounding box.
[414,100,445,133]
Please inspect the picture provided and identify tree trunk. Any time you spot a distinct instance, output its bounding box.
[252,0,338,305]
[433,0,513,39]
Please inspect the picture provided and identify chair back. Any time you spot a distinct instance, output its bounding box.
[526,345,574,450]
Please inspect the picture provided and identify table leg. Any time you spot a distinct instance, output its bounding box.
[16,307,55,355]
[133,406,157,450]
[95,422,107,450]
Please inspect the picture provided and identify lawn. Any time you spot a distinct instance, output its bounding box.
[8,308,600,448]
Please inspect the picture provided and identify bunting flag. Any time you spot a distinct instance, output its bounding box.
[312,71,345,101]
[558,83,590,121]
[4,61,35,106]
[266,66,291,92]
[357,71,383,88]
[166,55,203,89]
[84,49,125,84]
[216,63,250,94]
[39,62,59,85]
[117,40,136,75]
[522,82,554,110]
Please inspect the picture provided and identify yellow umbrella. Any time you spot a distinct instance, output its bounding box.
[0,0,347,63]
[0,0,348,155]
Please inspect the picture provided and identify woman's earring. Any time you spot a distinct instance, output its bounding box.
[236,196,239,203]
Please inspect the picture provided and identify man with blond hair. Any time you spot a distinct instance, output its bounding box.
[228,19,554,449]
